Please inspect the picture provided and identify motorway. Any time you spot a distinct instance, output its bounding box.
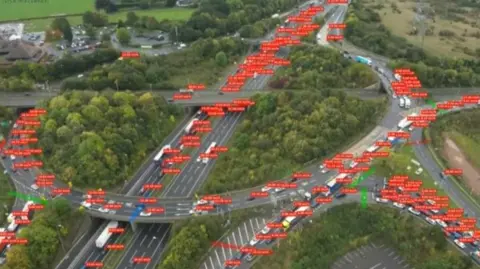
[1,1,479,269]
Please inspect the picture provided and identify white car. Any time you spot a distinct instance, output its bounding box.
[193,199,208,206]
[415,168,423,175]
[140,211,151,217]
[375,197,389,203]
[260,226,271,234]
[454,239,466,249]
[30,184,39,190]
[392,94,397,99]
[82,194,92,199]
[98,207,109,213]
[81,201,91,208]
[319,164,328,174]
[9,155,15,161]
[349,162,358,168]
[196,157,202,162]
[249,237,260,246]
[436,219,447,228]
[393,202,405,209]
[274,188,285,193]
[424,217,436,225]
[408,126,414,132]
[261,186,272,192]
[407,207,420,215]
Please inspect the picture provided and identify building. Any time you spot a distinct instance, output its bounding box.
[0,39,44,65]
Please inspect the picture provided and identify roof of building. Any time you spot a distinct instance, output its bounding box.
[0,39,41,61]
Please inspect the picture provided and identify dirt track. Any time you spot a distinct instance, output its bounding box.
[442,136,480,194]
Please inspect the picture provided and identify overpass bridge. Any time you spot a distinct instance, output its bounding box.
[1,87,477,108]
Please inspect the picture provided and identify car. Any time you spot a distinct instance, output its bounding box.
[335,193,346,199]
[260,226,271,234]
[245,253,254,262]
[81,201,91,208]
[290,177,298,182]
[246,196,255,201]
[218,92,224,95]
[436,219,448,228]
[196,157,202,162]
[424,217,436,225]
[392,94,397,99]
[249,237,259,246]
[98,207,109,213]
[274,188,285,193]
[375,197,389,203]
[319,164,328,174]
[10,155,15,161]
[24,93,31,96]
[261,186,272,192]
[454,239,466,249]
[407,207,420,215]
[140,211,151,217]
[30,184,39,190]
[108,210,116,215]
[193,199,208,206]
[264,238,275,245]
[393,202,406,209]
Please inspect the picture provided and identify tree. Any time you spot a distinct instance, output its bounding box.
[82,11,108,27]
[85,24,96,40]
[215,51,228,66]
[126,11,139,26]
[166,0,176,7]
[116,28,131,46]
[51,17,73,43]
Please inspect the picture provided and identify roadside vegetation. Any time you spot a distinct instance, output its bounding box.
[344,1,480,88]
[35,91,183,189]
[427,108,480,204]
[0,172,15,225]
[269,46,378,89]
[0,48,120,92]
[62,37,249,91]
[201,91,387,194]
[372,145,456,207]
[3,198,78,269]
[252,203,474,269]
[360,0,480,59]
[158,205,274,269]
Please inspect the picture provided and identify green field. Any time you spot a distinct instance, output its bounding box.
[1,0,94,21]
[446,130,480,170]
[373,145,457,207]
[22,8,195,32]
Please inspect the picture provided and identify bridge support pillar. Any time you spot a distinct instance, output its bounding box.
[130,221,138,232]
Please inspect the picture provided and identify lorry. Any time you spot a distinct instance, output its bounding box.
[184,118,198,134]
[325,178,342,196]
[404,97,411,108]
[95,221,119,248]
[397,113,417,129]
[354,56,372,66]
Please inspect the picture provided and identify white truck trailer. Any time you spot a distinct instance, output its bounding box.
[95,221,119,248]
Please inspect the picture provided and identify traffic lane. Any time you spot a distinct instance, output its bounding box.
[81,229,126,268]
[201,217,269,269]
[160,112,236,197]
[116,224,169,269]
[143,225,172,269]
[182,113,244,197]
[161,66,265,197]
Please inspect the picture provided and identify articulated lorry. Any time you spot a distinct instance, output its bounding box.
[96,221,119,248]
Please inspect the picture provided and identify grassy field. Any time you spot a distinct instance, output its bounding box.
[446,130,480,169]
[21,8,195,32]
[373,145,457,207]
[363,0,480,59]
[1,0,94,21]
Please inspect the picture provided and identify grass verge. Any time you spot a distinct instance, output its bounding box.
[22,8,195,32]
[423,128,480,211]
[0,171,14,225]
